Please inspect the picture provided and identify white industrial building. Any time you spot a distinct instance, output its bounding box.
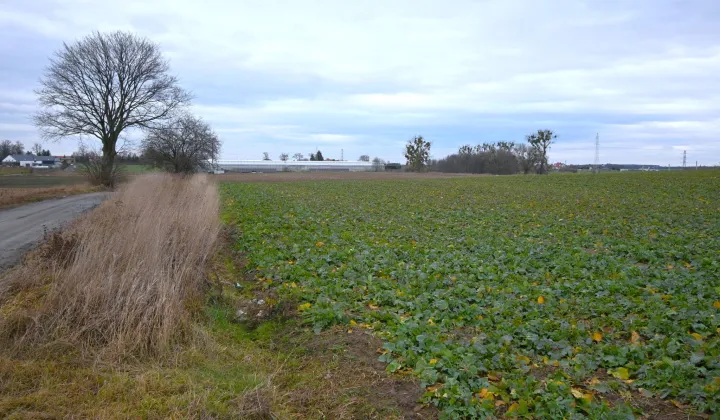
[214,160,382,173]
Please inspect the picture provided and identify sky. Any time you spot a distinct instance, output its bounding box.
[1,0,719,165]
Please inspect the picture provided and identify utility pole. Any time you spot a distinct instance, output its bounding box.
[593,133,600,174]
[683,150,687,168]
[341,148,344,161]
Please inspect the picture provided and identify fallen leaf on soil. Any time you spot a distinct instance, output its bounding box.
[426,383,443,393]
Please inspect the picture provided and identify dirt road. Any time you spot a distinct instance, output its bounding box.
[0,192,108,270]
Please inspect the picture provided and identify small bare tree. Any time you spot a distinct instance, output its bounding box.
[404,135,431,172]
[526,129,557,175]
[34,31,191,187]
[0,140,13,160]
[141,113,220,173]
[279,153,289,162]
[31,143,43,155]
[514,144,536,174]
[359,154,370,162]
[372,157,385,172]
[262,152,271,161]
[292,153,304,161]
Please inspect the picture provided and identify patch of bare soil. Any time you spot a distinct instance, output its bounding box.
[276,325,439,419]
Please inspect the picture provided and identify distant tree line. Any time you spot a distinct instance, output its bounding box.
[423,130,557,175]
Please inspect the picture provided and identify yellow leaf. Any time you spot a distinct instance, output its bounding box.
[495,400,506,407]
[587,377,600,386]
[506,402,520,414]
[713,301,720,310]
[427,318,435,325]
[630,331,641,343]
[429,358,438,365]
[610,367,630,380]
[315,241,324,247]
[426,383,443,393]
[478,388,489,398]
[487,374,500,382]
[368,303,379,310]
[570,388,584,399]
[349,320,357,326]
[670,400,687,409]
[516,355,530,364]
[690,332,703,341]
[297,302,311,311]
[347,329,353,333]
[592,332,603,342]
[537,296,545,304]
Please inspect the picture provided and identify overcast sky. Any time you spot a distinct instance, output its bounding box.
[1,0,719,165]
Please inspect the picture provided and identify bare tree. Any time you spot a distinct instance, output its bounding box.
[262,152,271,161]
[279,153,289,161]
[514,144,536,174]
[141,113,220,173]
[0,140,13,160]
[359,154,370,162]
[371,157,385,171]
[404,135,431,172]
[31,143,43,155]
[526,129,557,175]
[12,141,24,155]
[34,31,191,187]
[293,153,304,161]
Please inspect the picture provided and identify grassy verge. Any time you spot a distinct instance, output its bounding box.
[0,174,433,419]
[0,184,102,209]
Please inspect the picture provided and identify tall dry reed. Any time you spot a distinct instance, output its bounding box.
[0,173,219,358]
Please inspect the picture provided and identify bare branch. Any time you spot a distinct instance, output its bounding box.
[141,113,220,173]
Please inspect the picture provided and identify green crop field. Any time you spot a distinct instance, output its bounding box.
[221,171,720,418]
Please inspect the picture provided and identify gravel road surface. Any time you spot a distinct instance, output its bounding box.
[0,193,108,271]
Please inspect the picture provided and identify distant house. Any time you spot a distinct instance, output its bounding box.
[2,154,37,167]
[1,154,63,168]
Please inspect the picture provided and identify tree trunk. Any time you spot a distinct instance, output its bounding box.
[101,136,118,188]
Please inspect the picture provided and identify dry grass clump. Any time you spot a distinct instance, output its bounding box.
[0,184,100,208]
[0,173,219,358]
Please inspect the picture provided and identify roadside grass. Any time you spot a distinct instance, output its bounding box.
[0,299,430,418]
[0,173,431,419]
[0,184,101,209]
